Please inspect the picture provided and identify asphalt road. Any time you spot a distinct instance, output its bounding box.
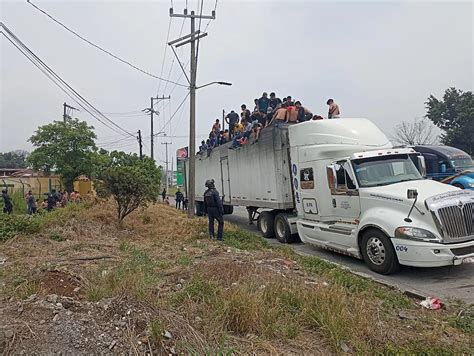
[226,206,474,304]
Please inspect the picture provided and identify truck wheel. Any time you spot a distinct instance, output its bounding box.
[453,183,464,189]
[195,202,204,216]
[274,213,297,244]
[223,205,234,215]
[258,211,275,238]
[360,229,399,275]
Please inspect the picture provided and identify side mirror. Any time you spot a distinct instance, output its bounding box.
[407,189,418,199]
[326,165,337,190]
[417,156,426,177]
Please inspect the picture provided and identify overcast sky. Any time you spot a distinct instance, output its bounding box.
[1,0,472,168]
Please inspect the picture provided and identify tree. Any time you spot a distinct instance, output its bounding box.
[425,87,474,155]
[28,119,97,191]
[0,150,29,168]
[391,117,439,146]
[94,151,161,221]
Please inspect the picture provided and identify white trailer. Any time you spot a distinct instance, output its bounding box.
[185,118,474,274]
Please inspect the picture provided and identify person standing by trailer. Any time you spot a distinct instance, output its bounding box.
[203,179,224,241]
[2,189,13,214]
[175,189,184,209]
[161,188,166,202]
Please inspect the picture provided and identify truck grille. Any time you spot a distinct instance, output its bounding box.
[437,202,473,241]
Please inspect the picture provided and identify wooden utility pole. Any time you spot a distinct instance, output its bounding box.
[137,130,143,160]
[63,102,78,122]
[149,95,170,161]
[169,6,215,218]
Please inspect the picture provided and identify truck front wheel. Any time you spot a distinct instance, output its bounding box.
[361,229,399,275]
[258,211,275,238]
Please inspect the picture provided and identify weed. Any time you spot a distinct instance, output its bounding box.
[49,230,65,242]
[449,306,473,334]
[85,247,161,301]
[177,255,192,266]
[150,319,163,344]
[223,230,270,251]
[173,278,219,306]
[142,214,152,224]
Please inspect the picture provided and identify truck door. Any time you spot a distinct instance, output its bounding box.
[220,158,231,204]
[328,160,361,222]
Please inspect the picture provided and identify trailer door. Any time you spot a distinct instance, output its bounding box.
[220,158,231,204]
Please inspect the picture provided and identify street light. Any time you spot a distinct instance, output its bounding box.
[196,81,232,90]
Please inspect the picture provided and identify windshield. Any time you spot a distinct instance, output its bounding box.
[352,154,422,188]
[451,156,473,170]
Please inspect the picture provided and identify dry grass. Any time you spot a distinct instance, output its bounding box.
[1,201,472,354]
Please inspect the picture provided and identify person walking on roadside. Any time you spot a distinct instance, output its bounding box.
[2,189,13,214]
[175,189,184,209]
[203,179,224,241]
[161,188,166,202]
[327,98,341,119]
[45,192,56,212]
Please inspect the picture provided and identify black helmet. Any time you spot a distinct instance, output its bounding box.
[205,179,215,188]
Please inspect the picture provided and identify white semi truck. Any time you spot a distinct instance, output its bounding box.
[184,118,474,274]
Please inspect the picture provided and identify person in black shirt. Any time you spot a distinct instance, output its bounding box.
[203,179,224,241]
[2,189,13,214]
[225,110,240,138]
[269,92,282,112]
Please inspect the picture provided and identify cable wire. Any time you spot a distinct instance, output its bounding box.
[1,23,135,138]
[26,0,187,87]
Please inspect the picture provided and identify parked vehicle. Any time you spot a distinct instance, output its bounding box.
[184,119,474,274]
[413,145,474,190]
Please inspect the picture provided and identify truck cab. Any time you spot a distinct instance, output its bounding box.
[413,145,474,190]
[289,119,474,274]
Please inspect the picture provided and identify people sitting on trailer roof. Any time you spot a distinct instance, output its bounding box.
[287,101,298,123]
[295,101,313,122]
[257,92,270,114]
[199,140,207,154]
[212,119,221,133]
[327,98,341,119]
[240,104,251,126]
[223,129,230,142]
[270,102,289,124]
[269,92,282,112]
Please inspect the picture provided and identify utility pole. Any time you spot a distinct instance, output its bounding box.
[169,6,216,218]
[222,109,225,132]
[63,102,78,122]
[143,96,170,161]
[161,141,172,192]
[137,130,143,160]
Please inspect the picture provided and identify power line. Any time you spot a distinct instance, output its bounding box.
[156,16,173,97]
[1,22,135,138]
[26,0,187,87]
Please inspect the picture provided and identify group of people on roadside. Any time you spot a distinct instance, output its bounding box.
[198,92,341,153]
[161,188,188,210]
[1,188,82,215]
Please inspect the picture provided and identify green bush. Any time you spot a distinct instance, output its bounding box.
[0,214,41,241]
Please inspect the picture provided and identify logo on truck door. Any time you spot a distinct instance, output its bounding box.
[303,198,318,214]
[300,168,314,189]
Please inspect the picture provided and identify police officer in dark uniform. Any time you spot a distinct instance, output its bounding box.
[2,189,13,214]
[203,179,224,241]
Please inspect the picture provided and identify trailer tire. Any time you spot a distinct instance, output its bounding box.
[223,205,234,215]
[274,213,297,244]
[195,201,205,217]
[360,229,399,275]
[258,211,275,238]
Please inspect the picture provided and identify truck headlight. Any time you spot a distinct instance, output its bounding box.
[395,227,441,242]
[468,183,474,188]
